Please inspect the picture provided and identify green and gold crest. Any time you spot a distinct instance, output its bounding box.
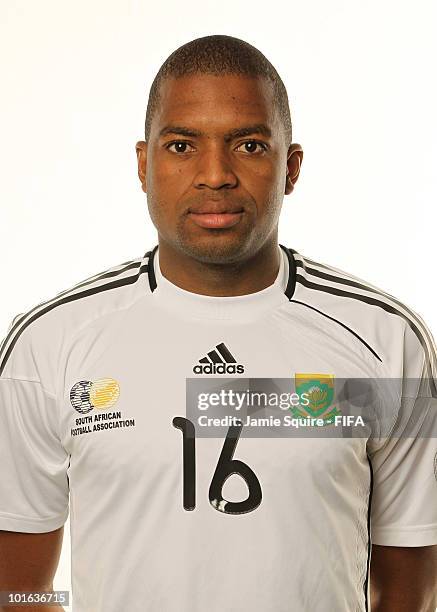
[292,373,340,425]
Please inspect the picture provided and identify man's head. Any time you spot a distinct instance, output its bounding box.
[136,34,303,265]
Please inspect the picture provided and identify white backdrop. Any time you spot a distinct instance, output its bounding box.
[1,0,436,606]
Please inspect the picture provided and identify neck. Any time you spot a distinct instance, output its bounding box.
[156,237,281,297]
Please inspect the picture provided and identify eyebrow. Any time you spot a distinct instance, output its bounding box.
[158,123,272,142]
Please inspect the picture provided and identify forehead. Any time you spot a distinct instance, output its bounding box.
[153,73,279,134]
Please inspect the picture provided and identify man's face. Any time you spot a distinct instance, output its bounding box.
[136,73,302,264]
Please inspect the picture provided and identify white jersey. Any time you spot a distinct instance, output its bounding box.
[1,243,437,612]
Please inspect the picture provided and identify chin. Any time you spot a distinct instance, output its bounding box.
[175,233,250,264]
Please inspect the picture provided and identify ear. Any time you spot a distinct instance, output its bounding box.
[285,143,303,195]
[135,141,148,193]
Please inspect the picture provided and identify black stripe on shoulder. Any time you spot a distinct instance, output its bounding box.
[0,258,146,361]
[295,251,437,387]
[294,269,437,397]
[0,259,150,377]
[295,254,437,364]
[291,299,382,362]
[298,254,342,273]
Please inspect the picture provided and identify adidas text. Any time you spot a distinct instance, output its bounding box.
[193,363,245,375]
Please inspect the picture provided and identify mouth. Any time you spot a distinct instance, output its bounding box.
[188,211,244,229]
[187,203,245,229]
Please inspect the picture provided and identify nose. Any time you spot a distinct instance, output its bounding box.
[194,143,238,190]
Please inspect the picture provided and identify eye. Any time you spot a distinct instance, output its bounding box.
[235,140,268,154]
[165,141,195,154]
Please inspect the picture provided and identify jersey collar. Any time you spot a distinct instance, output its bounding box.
[144,243,296,320]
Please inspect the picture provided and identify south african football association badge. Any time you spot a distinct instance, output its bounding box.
[292,373,340,425]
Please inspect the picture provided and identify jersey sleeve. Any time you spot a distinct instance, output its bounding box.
[0,313,70,533]
[368,318,437,546]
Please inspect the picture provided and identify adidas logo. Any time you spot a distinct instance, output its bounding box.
[193,342,245,375]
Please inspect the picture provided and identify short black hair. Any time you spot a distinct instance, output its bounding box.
[144,34,292,147]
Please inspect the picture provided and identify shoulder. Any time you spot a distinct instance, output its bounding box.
[284,245,437,385]
[0,248,156,380]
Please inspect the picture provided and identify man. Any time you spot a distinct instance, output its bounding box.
[0,34,436,612]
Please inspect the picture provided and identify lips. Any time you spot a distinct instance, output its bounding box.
[188,202,244,215]
[187,201,245,229]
